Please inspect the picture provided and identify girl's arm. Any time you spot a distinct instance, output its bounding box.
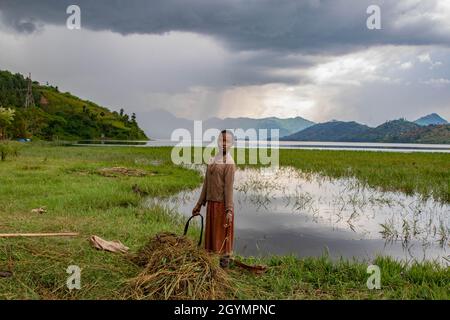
[197,173,207,206]
[224,164,235,213]
[193,166,208,214]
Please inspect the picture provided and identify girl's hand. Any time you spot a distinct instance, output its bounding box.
[224,210,233,227]
[192,204,201,216]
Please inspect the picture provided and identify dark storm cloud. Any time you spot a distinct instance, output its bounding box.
[1,0,449,54]
[225,51,317,86]
[1,0,449,125]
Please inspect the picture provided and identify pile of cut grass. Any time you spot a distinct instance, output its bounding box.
[126,232,233,300]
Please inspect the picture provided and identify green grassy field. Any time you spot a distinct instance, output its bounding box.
[0,145,449,299]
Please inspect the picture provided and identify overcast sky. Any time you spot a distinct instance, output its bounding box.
[0,0,449,126]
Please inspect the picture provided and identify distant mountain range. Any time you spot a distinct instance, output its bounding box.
[282,115,450,144]
[138,109,314,139]
[141,110,449,144]
[3,68,446,144]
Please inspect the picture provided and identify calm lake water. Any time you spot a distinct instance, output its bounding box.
[145,167,450,265]
[76,140,450,153]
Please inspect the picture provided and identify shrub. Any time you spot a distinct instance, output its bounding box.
[0,140,21,161]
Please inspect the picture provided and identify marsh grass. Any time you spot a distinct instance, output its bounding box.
[176,145,450,204]
[232,165,448,248]
[276,149,450,204]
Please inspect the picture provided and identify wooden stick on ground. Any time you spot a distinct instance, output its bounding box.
[0,232,79,238]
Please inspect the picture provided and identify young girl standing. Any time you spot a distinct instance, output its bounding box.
[192,130,235,267]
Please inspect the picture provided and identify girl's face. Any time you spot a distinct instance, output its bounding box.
[218,132,233,154]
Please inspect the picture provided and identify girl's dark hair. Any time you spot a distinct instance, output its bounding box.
[221,129,234,137]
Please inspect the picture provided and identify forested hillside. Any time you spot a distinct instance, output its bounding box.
[0,70,148,140]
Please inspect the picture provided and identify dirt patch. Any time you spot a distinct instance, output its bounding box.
[97,167,149,177]
[20,165,43,171]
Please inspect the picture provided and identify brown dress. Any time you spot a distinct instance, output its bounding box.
[196,161,235,255]
[205,201,234,254]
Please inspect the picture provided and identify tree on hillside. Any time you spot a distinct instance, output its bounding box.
[0,107,15,139]
[11,107,49,139]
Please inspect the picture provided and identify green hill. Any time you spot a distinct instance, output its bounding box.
[359,119,421,142]
[281,121,370,142]
[0,70,148,141]
[394,124,450,144]
[282,118,450,144]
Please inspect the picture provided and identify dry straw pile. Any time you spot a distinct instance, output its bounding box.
[126,232,233,300]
